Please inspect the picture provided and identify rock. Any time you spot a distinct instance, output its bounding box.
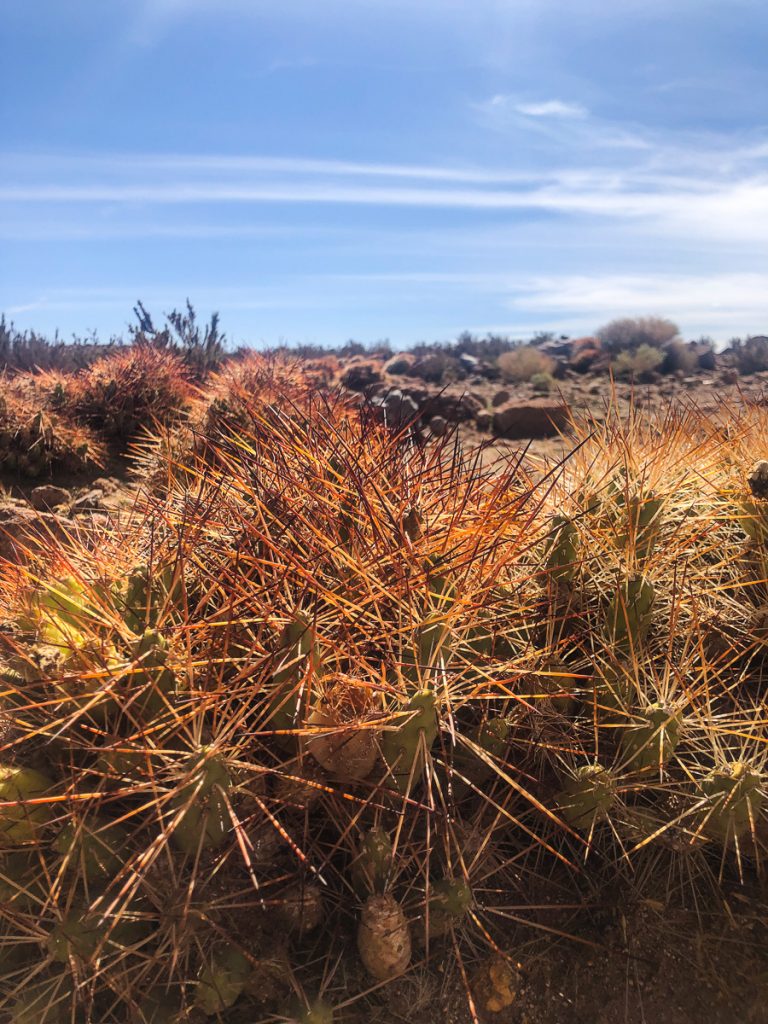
[341,362,382,392]
[491,390,510,408]
[748,461,768,499]
[0,507,65,562]
[70,489,105,515]
[428,416,447,437]
[721,368,739,385]
[384,355,414,376]
[458,353,479,373]
[569,336,602,373]
[492,399,570,440]
[475,410,492,432]
[406,354,451,384]
[29,485,70,511]
[370,390,420,432]
[418,391,481,423]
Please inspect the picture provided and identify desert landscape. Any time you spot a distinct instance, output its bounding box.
[0,314,765,1022]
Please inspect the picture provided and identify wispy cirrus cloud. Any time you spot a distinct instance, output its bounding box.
[512,99,589,119]
[3,153,768,245]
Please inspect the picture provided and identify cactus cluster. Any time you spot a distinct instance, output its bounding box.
[0,375,764,1020]
[0,375,104,477]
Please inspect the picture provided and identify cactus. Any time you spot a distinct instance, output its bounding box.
[357,893,411,981]
[351,827,393,896]
[382,689,438,793]
[620,703,681,771]
[0,766,52,846]
[423,877,472,940]
[545,515,579,583]
[55,816,129,881]
[194,942,251,1016]
[605,573,655,653]
[697,762,764,843]
[267,615,322,741]
[168,750,232,855]
[557,764,617,831]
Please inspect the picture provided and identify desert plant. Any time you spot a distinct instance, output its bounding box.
[497,345,556,382]
[61,345,195,443]
[612,344,664,379]
[130,299,226,378]
[596,316,680,354]
[0,373,765,1021]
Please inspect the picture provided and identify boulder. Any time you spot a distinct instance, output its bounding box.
[406,354,452,384]
[475,410,492,432]
[29,485,70,511]
[569,336,602,374]
[428,416,448,437]
[491,390,510,408]
[418,391,482,424]
[370,390,421,432]
[384,355,414,376]
[341,361,382,392]
[492,399,570,440]
[0,507,65,562]
[70,489,105,515]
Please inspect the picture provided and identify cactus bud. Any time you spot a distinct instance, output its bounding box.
[357,893,411,981]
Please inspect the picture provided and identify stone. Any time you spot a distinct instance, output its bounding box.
[341,362,382,392]
[492,399,570,440]
[70,489,105,515]
[428,416,447,437]
[491,390,510,408]
[418,391,481,423]
[721,368,739,385]
[384,355,414,376]
[29,485,70,510]
[406,354,451,384]
[0,507,65,562]
[370,390,420,432]
[475,410,492,432]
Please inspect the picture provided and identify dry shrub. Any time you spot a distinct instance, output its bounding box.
[497,345,555,382]
[596,316,680,354]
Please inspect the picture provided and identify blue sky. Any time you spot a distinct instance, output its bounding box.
[2,0,767,347]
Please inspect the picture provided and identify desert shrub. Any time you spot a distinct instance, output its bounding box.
[131,299,226,378]
[62,345,194,441]
[530,371,555,393]
[660,339,699,375]
[612,344,664,379]
[729,335,768,375]
[0,316,120,374]
[497,345,556,382]
[596,316,680,355]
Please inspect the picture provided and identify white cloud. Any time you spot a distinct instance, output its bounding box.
[514,99,589,119]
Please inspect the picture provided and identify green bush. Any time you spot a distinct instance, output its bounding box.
[612,344,664,379]
[530,371,554,393]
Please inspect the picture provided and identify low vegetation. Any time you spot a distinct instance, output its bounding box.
[0,353,764,1021]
